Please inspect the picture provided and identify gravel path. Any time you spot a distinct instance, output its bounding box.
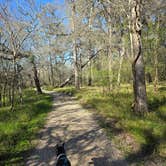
[26,92,127,166]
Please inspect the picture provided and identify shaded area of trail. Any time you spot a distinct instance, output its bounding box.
[26,92,127,166]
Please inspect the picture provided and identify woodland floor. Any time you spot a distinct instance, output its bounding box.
[25,92,127,166]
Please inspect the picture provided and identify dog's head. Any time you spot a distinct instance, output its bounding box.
[56,142,66,156]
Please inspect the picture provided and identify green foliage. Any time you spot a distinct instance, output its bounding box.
[142,14,166,82]
[93,69,110,87]
[0,90,53,165]
[43,86,55,91]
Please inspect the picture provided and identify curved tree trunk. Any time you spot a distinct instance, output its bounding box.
[131,0,148,113]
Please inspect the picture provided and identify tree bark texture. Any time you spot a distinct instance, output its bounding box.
[154,16,160,92]
[131,0,148,113]
[32,59,42,94]
[71,3,80,89]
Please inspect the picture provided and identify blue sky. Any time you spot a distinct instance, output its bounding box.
[0,0,65,12]
[35,0,65,5]
[0,0,65,4]
[0,0,67,21]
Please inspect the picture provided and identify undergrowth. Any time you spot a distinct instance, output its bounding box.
[55,84,166,165]
[0,89,53,165]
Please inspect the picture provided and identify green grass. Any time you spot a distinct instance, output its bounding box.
[0,89,53,165]
[55,84,166,164]
[42,85,55,91]
[54,86,76,95]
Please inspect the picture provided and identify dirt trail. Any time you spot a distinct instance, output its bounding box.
[26,92,127,166]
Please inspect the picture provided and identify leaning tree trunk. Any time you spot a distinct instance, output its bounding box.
[131,0,148,113]
[59,49,103,88]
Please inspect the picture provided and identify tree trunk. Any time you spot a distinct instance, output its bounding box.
[154,50,158,92]
[33,63,42,94]
[88,5,93,86]
[88,44,93,86]
[88,58,93,86]
[31,57,42,94]
[11,55,16,111]
[2,82,7,106]
[73,40,80,89]
[117,49,124,86]
[131,0,148,113]
[8,86,12,105]
[146,72,152,83]
[108,18,113,90]
[129,0,134,59]
[18,76,23,104]
[71,3,80,89]
[117,28,125,87]
[0,90,2,107]
[154,16,160,92]
[79,53,83,87]
[50,54,55,87]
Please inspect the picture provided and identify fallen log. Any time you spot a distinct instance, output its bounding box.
[59,49,103,88]
[59,75,74,88]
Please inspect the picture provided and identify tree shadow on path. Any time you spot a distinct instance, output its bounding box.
[25,93,119,166]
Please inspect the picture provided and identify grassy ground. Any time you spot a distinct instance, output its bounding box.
[55,84,166,165]
[0,89,53,165]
